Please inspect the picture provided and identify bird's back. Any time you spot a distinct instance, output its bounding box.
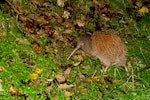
[92,31,127,67]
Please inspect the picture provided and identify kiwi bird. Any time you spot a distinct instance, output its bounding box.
[67,31,129,75]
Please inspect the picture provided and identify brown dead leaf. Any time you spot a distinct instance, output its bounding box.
[46,83,54,92]
[62,11,70,19]
[64,68,71,77]
[58,83,74,90]
[56,17,63,23]
[64,90,72,98]
[30,0,41,7]
[78,72,85,80]
[55,73,66,84]
[72,54,83,61]
[46,85,53,92]
[16,6,23,13]
[81,65,91,70]
[46,78,54,83]
[63,29,72,34]
[8,86,20,96]
[29,80,41,86]
[36,29,46,36]
[62,20,73,27]
[135,0,143,8]
[93,0,101,6]
[36,15,48,24]
[73,61,81,66]
[33,42,42,53]
[57,0,65,7]
[76,19,85,27]
[53,30,59,37]
[27,13,41,21]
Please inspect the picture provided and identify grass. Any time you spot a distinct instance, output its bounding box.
[0,0,150,99]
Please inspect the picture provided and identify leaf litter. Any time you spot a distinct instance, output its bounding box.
[1,0,150,99]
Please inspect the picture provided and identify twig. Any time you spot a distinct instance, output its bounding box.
[6,0,20,15]
[91,70,97,78]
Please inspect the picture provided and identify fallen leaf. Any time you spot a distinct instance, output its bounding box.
[81,65,91,70]
[72,54,83,61]
[35,68,43,74]
[62,11,70,19]
[93,76,100,82]
[76,19,85,27]
[58,83,74,90]
[33,42,42,54]
[85,76,102,83]
[36,29,46,36]
[64,90,72,98]
[138,6,149,16]
[63,29,72,34]
[55,73,66,83]
[62,20,73,27]
[53,30,59,37]
[46,84,54,92]
[78,72,85,80]
[29,73,38,80]
[73,61,81,66]
[29,80,41,86]
[85,78,92,83]
[57,0,65,7]
[64,68,71,77]
[8,86,20,96]
[46,78,53,83]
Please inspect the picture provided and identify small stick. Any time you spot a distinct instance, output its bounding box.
[6,0,20,14]
[91,70,97,78]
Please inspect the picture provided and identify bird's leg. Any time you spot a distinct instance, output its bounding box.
[124,65,130,77]
[103,66,110,73]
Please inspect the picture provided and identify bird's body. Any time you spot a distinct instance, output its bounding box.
[67,31,129,74]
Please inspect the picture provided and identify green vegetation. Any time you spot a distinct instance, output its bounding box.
[0,0,150,99]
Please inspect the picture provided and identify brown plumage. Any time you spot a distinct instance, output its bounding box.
[67,31,129,75]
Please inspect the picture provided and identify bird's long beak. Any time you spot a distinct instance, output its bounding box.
[67,45,81,60]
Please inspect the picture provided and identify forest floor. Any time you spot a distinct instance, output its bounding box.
[0,0,150,99]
